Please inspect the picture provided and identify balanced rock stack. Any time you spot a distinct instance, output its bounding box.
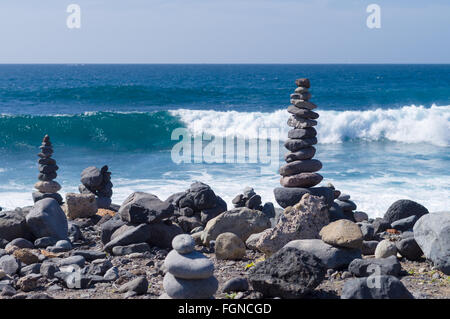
[274,78,326,208]
[160,234,218,299]
[79,165,113,209]
[32,135,63,205]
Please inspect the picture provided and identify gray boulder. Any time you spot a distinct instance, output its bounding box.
[284,239,361,270]
[413,212,450,274]
[119,192,174,224]
[25,198,68,240]
[248,247,326,299]
[341,275,414,299]
[201,207,271,246]
[348,256,401,277]
[384,199,428,224]
[362,241,379,255]
[112,243,151,256]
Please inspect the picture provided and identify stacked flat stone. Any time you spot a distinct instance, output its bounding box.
[32,135,63,205]
[79,165,113,209]
[160,234,218,299]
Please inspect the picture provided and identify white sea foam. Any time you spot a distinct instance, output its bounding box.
[171,104,450,147]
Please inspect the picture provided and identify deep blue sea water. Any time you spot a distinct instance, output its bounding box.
[0,64,449,216]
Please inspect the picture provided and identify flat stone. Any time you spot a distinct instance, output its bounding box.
[273,186,334,209]
[391,215,418,232]
[284,138,317,152]
[290,92,311,101]
[280,172,323,188]
[34,181,61,193]
[56,255,85,268]
[163,273,218,299]
[287,115,317,129]
[37,172,57,182]
[319,219,364,249]
[112,243,151,256]
[335,199,357,212]
[279,159,322,176]
[164,250,214,279]
[287,106,319,119]
[32,192,63,205]
[285,147,316,162]
[34,237,58,248]
[290,100,317,110]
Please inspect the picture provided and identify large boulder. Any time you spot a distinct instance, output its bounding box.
[119,192,174,224]
[284,239,361,270]
[254,193,329,255]
[201,207,271,246]
[413,212,450,274]
[25,198,68,240]
[63,193,98,220]
[319,219,363,249]
[248,247,326,299]
[0,209,32,241]
[341,275,414,299]
[383,200,428,224]
[273,186,334,209]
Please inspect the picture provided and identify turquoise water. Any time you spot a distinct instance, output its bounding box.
[0,64,449,216]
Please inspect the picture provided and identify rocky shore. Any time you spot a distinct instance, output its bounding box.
[0,80,448,300]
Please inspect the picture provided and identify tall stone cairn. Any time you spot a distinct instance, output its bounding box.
[274,78,325,208]
[32,135,63,205]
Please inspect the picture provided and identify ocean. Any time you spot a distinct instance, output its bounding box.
[0,64,449,217]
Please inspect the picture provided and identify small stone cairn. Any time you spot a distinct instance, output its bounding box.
[160,234,218,299]
[79,165,113,209]
[32,135,63,205]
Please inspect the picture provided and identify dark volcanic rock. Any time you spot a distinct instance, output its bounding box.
[383,199,428,224]
[103,224,152,253]
[396,237,423,261]
[119,192,174,224]
[248,247,326,299]
[348,256,402,277]
[274,187,334,209]
[341,275,414,299]
[0,209,32,241]
[391,215,418,232]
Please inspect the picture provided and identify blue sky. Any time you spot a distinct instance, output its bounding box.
[0,0,449,63]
